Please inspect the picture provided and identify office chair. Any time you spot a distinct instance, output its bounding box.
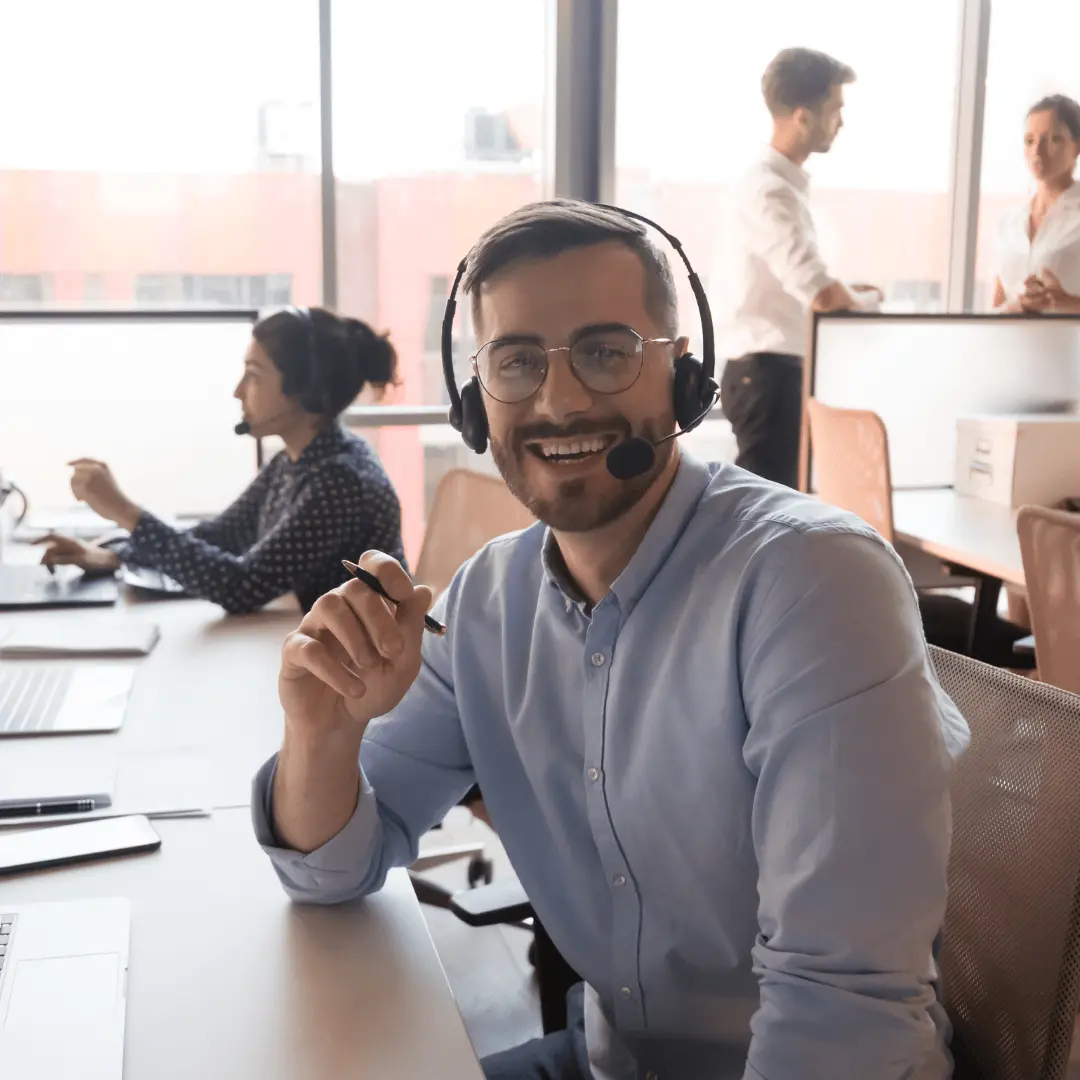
[930,645,1080,1079]
[1017,505,1080,694]
[409,468,535,907]
[805,399,1029,666]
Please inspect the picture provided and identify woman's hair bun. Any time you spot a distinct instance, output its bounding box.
[344,317,397,389]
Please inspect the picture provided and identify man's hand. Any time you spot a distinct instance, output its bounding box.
[279,550,433,740]
[272,551,433,854]
[850,283,885,302]
[68,459,142,529]
[34,533,121,574]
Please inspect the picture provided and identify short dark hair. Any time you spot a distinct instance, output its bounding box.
[253,306,397,418]
[762,48,855,117]
[1028,93,1080,143]
[462,199,678,336]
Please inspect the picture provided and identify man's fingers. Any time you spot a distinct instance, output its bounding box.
[282,633,366,699]
[317,592,384,670]
[337,579,406,658]
[356,549,416,604]
[396,584,434,632]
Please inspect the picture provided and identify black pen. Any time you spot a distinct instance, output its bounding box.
[341,560,446,636]
[0,798,99,819]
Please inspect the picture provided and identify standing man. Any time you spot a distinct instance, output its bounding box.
[719,47,882,488]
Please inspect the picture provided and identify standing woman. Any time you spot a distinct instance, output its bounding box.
[38,306,405,614]
[993,94,1080,314]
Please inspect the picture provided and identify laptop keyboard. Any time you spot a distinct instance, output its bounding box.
[0,665,74,733]
[0,915,15,985]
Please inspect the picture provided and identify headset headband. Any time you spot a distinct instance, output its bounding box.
[440,204,715,423]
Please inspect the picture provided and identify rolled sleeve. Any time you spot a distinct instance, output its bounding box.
[251,753,382,904]
[740,526,967,1080]
[748,184,835,305]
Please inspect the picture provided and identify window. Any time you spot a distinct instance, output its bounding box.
[0,0,321,310]
[975,1,1080,306]
[332,0,552,558]
[615,0,962,343]
[0,275,52,304]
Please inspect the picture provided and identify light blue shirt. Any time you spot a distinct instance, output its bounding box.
[252,453,969,1080]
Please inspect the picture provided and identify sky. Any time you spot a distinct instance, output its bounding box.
[0,0,1078,195]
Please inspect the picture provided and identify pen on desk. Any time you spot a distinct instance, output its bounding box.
[341,560,446,636]
[0,798,98,819]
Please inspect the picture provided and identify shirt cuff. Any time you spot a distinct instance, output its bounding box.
[791,268,836,307]
[250,752,381,903]
[123,510,174,562]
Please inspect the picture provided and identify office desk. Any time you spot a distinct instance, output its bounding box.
[893,489,1023,656]
[0,589,301,809]
[893,489,1024,588]
[3,809,485,1080]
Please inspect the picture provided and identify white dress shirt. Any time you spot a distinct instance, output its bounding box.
[997,181,1080,302]
[717,147,837,361]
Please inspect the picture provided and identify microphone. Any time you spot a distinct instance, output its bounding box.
[234,407,295,437]
[234,420,252,436]
[605,386,719,481]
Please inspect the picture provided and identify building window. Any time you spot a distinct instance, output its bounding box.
[0,274,52,303]
[133,273,293,308]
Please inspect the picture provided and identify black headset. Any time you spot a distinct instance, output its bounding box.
[441,204,718,470]
[285,305,329,415]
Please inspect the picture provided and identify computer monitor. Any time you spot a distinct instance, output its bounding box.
[0,311,260,517]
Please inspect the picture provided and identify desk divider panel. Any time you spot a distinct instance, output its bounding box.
[799,313,1080,492]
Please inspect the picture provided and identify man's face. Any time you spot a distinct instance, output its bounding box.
[803,83,845,153]
[476,241,686,533]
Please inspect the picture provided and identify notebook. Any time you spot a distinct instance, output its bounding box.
[0,620,160,658]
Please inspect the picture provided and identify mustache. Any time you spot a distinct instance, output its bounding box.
[512,417,631,446]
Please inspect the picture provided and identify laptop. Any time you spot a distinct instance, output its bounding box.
[0,566,118,612]
[0,663,136,735]
[0,898,129,1080]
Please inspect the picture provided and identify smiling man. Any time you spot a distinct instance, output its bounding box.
[252,200,968,1080]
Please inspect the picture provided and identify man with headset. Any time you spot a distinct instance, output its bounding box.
[251,200,967,1079]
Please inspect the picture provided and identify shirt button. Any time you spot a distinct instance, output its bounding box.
[587,766,600,782]
[590,652,605,667]
[620,986,633,1000]
[612,873,626,888]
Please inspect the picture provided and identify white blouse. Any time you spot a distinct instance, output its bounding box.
[996,181,1080,301]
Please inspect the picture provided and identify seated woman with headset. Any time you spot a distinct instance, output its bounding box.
[37,306,404,614]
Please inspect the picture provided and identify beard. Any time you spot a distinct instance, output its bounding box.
[490,414,676,532]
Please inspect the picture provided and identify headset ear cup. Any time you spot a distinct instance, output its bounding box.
[672,352,705,431]
[458,376,489,455]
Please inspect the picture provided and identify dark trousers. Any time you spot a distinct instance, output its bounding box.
[719,352,803,488]
[481,984,591,1080]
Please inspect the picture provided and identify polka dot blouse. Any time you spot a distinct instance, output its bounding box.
[115,423,405,614]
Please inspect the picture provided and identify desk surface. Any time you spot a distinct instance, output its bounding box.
[0,585,300,810]
[892,489,1025,587]
[3,810,484,1080]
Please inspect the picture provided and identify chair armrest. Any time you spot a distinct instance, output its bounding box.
[411,842,485,873]
[449,879,533,926]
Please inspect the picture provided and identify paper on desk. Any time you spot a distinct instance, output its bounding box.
[0,746,213,827]
[0,758,118,805]
[0,619,161,658]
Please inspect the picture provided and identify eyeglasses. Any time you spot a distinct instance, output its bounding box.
[472,328,675,405]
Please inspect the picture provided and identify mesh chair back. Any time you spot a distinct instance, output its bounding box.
[415,469,535,598]
[1017,506,1080,694]
[930,645,1080,1080]
[805,398,895,541]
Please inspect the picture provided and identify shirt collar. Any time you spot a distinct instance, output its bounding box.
[763,146,810,194]
[293,422,349,467]
[541,451,714,613]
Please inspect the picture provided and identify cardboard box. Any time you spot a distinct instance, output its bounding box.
[955,414,1080,507]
